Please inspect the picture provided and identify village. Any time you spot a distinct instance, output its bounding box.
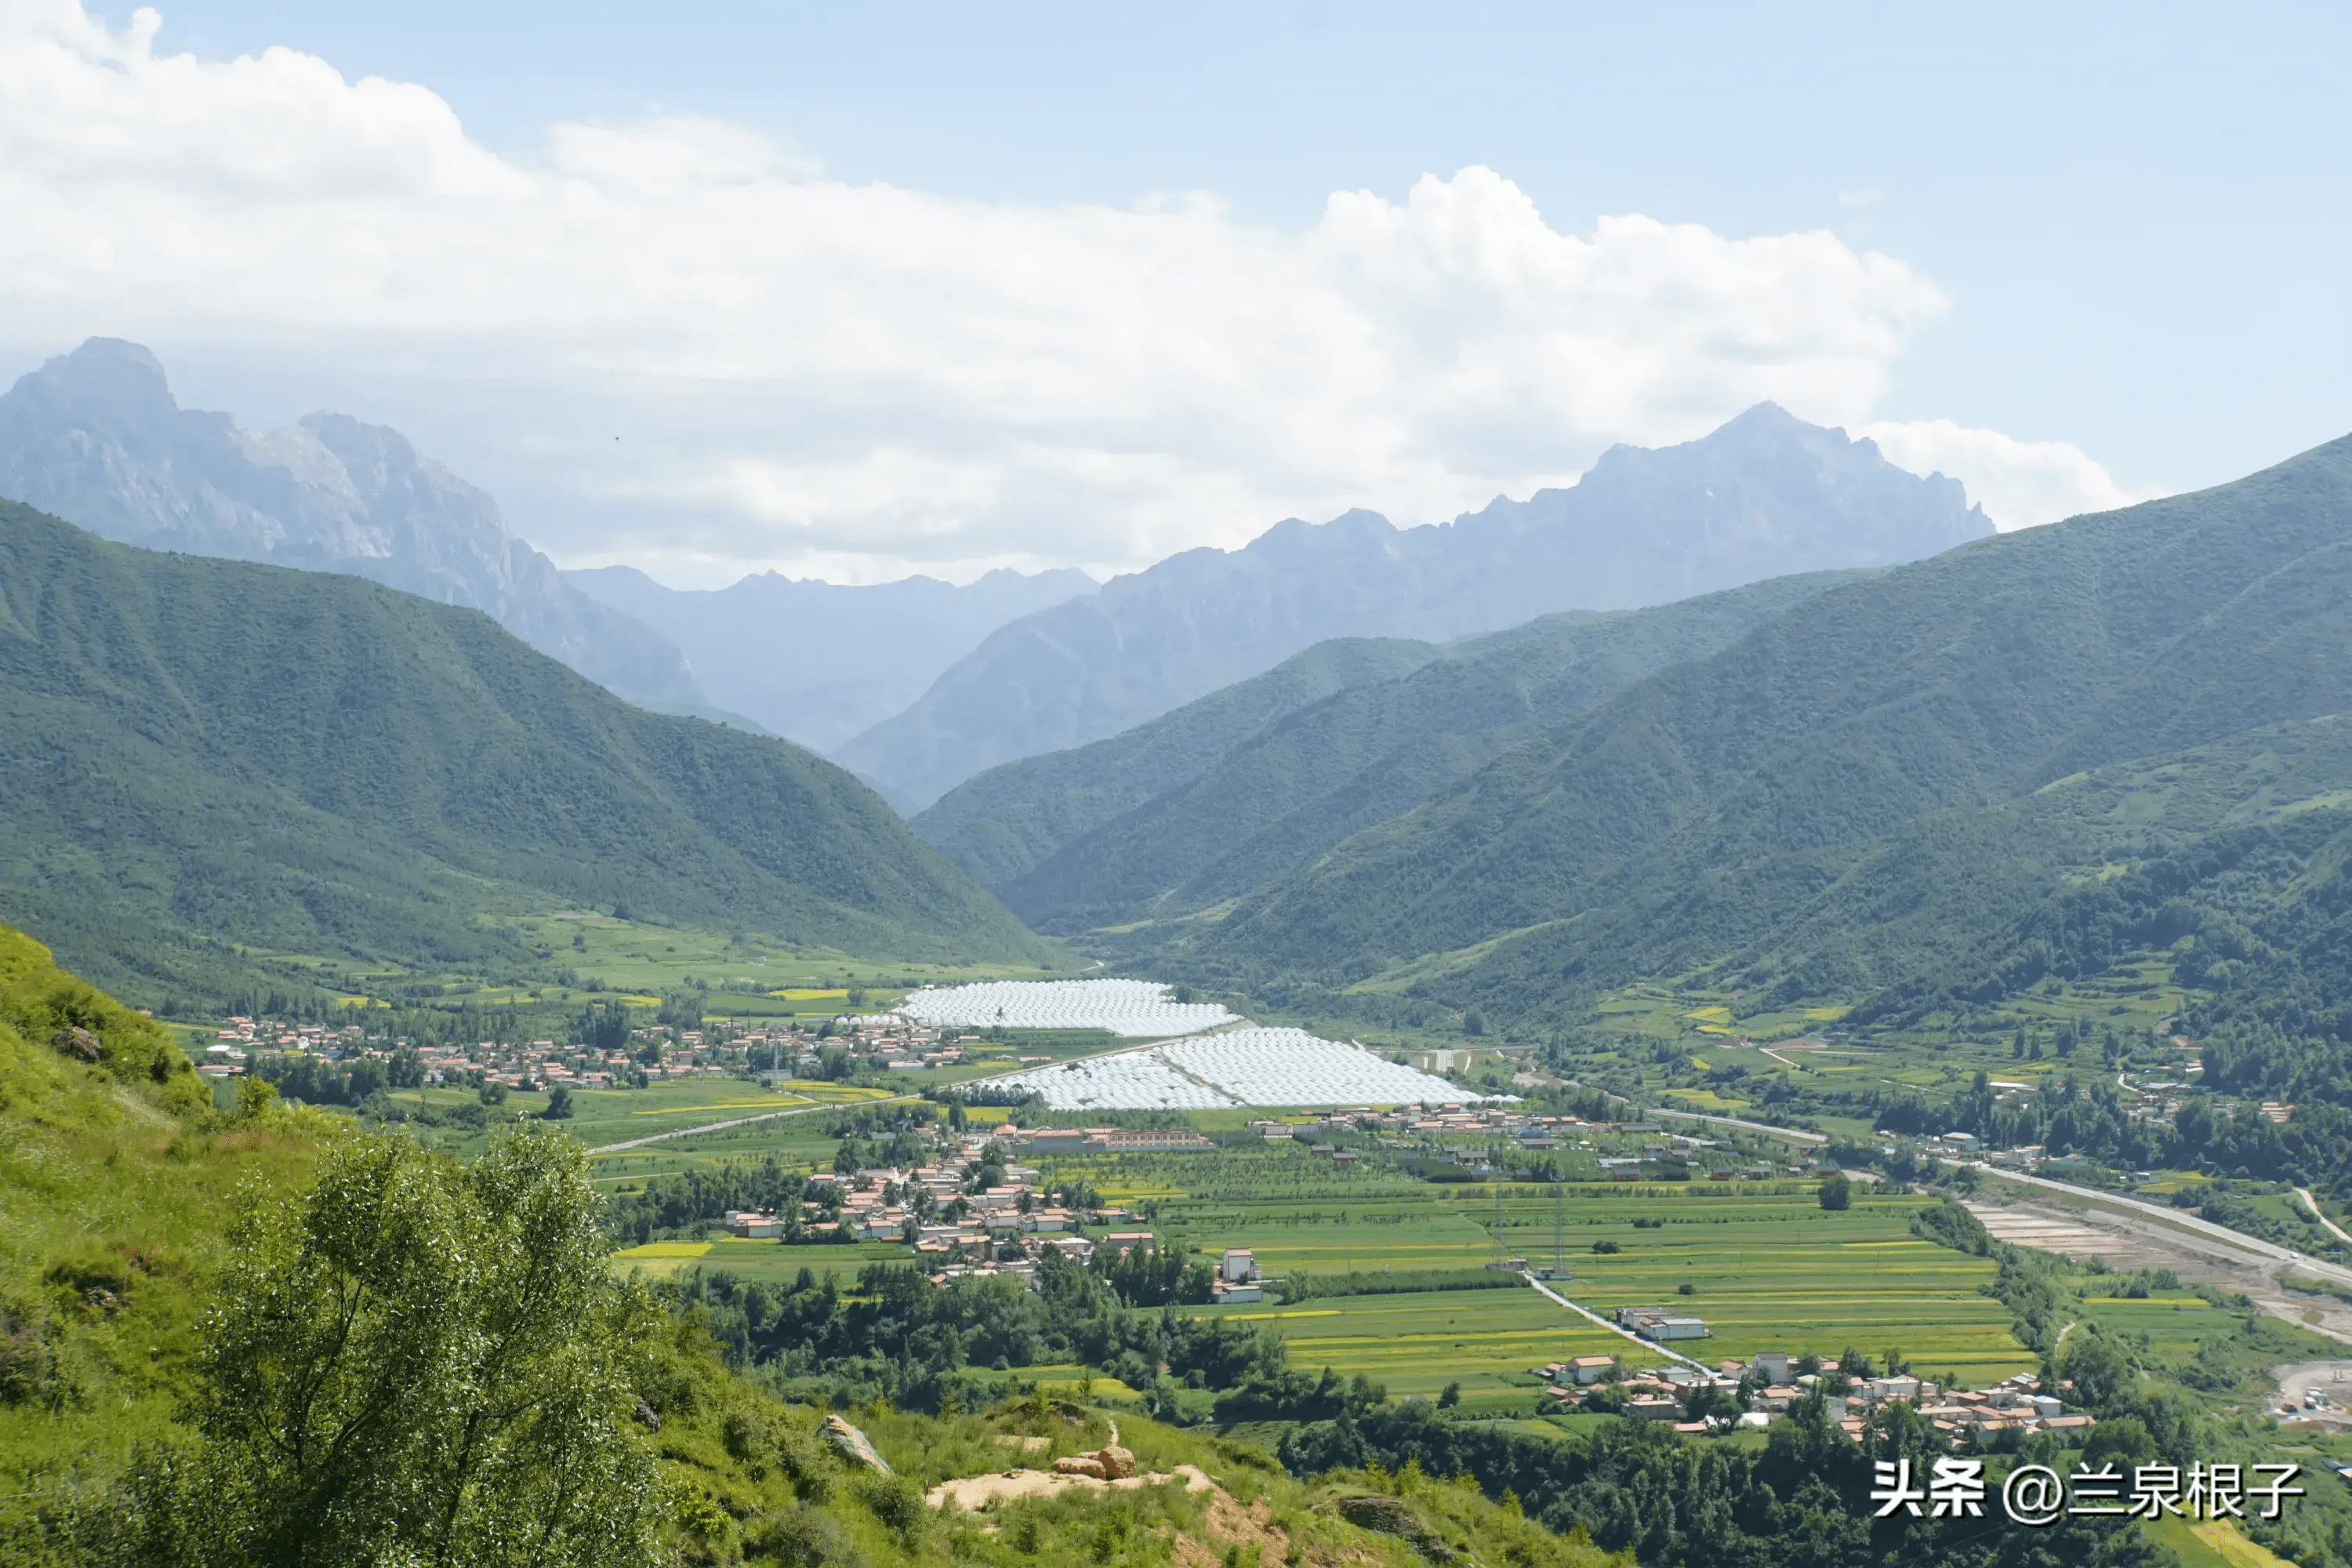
[205,992,2111,1465]
[198,1009,983,1092]
[1534,1348,2099,1446]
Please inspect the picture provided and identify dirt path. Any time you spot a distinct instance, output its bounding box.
[927,1464,1215,1510]
[2298,1189,2352,1248]
[1963,1191,2352,1345]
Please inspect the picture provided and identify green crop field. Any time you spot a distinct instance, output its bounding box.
[615,1237,910,1287]
[1185,1288,1639,1408]
[1067,1144,2041,1403]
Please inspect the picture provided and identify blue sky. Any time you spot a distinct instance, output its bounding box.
[16,2,2350,582]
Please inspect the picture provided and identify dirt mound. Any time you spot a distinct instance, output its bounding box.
[925,1462,1215,1510]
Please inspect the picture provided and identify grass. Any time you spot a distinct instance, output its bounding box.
[0,925,329,1536]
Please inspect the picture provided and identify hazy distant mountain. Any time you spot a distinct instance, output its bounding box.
[836,403,1993,809]
[0,338,702,709]
[566,563,1094,757]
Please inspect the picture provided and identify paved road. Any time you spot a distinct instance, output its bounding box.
[1965,1163,2352,1292]
[1523,1274,1716,1374]
[1647,1107,1828,1145]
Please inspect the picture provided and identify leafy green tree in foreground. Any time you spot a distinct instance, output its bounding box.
[135,1124,661,1568]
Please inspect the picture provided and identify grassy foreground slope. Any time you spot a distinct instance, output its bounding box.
[0,920,1615,1568]
[0,920,306,1529]
[0,501,1058,1007]
[1167,427,2352,1019]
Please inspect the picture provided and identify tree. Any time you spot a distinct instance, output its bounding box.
[575,1000,630,1054]
[1817,1174,1852,1210]
[1683,1382,1733,1425]
[2080,1415,2157,1468]
[542,1084,575,1120]
[140,1125,662,1566]
[1437,1381,1461,1409]
[2060,1326,2137,1413]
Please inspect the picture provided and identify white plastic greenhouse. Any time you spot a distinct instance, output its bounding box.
[895,978,1234,1037]
[982,1025,1507,1109]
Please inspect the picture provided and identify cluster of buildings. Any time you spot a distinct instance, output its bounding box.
[713,1127,1280,1301]
[1020,1126,1215,1153]
[718,1130,1107,1280]
[198,1016,366,1075]
[191,1009,989,1092]
[1542,1351,2094,1444]
[754,1015,978,1076]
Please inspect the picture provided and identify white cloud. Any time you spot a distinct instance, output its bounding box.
[1859,419,2165,531]
[0,2,2076,583]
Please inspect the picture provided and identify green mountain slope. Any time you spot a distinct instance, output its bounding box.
[916,636,1445,892]
[1156,429,2352,1018]
[926,572,1855,931]
[0,501,1058,1006]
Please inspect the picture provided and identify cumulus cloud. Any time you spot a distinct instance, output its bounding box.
[1858,419,2165,531]
[0,2,2045,582]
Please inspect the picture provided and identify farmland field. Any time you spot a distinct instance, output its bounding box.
[1069,1140,2038,1404]
[616,1236,911,1285]
[1185,1288,1637,1408]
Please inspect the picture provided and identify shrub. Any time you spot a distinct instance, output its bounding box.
[858,1474,924,1544]
[746,1504,860,1568]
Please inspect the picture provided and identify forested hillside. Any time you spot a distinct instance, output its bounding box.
[923,572,1855,930]
[1095,428,2352,1032]
[916,635,1446,895]
[0,501,1058,1008]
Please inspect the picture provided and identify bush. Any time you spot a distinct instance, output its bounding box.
[747,1504,861,1567]
[774,1426,834,1502]
[858,1474,925,1544]
[1818,1174,1852,1210]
